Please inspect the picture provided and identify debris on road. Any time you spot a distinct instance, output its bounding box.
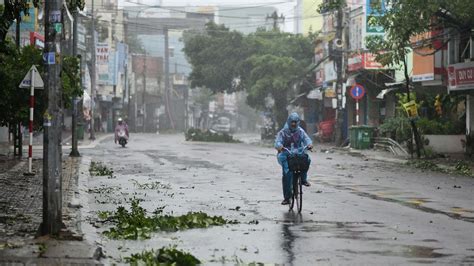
[100,199,238,240]
[125,246,201,266]
[89,161,114,178]
[185,128,240,143]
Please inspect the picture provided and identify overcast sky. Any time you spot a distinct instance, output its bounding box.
[119,0,297,32]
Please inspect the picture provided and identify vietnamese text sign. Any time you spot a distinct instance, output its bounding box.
[448,61,474,91]
[96,43,109,64]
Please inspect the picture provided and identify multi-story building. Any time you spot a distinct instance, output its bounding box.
[294,0,323,35]
[216,5,277,34]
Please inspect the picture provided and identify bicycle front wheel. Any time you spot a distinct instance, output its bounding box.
[296,175,303,213]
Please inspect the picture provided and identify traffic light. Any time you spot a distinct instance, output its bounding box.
[434,95,442,116]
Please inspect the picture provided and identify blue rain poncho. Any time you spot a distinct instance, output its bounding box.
[274,112,312,151]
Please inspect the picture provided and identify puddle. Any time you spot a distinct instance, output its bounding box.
[145,152,223,170]
[318,181,474,223]
[340,245,450,259]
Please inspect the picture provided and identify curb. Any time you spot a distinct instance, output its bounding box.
[77,156,105,262]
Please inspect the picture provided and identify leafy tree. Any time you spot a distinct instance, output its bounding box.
[183,23,315,127]
[0,42,83,130]
[242,30,313,126]
[1,0,84,43]
[183,22,249,94]
[61,56,83,109]
[363,0,474,157]
[0,41,46,129]
[0,0,36,43]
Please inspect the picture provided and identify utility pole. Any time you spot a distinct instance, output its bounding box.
[15,15,23,157]
[266,11,285,31]
[70,7,80,157]
[142,52,147,132]
[334,2,346,146]
[89,0,96,140]
[164,27,175,130]
[42,0,63,235]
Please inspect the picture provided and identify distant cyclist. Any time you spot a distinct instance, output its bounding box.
[274,113,313,205]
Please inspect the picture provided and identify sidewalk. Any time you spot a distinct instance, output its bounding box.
[327,143,474,177]
[0,132,112,157]
[0,156,102,264]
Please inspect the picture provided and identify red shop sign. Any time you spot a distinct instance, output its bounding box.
[448,61,474,91]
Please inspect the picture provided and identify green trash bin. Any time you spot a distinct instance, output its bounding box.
[77,123,84,140]
[350,126,375,149]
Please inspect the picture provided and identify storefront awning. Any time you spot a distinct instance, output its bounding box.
[376,82,408,99]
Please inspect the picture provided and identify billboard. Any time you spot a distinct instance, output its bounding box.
[366,0,385,34]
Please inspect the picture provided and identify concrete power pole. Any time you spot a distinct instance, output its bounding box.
[334,2,346,146]
[89,0,97,140]
[142,52,147,132]
[15,16,23,157]
[266,11,285,31]
[42,0,63,235]
[164,27,175,130]
[70,8,80,157]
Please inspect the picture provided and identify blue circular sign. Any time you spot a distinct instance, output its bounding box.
[350,84,365,100]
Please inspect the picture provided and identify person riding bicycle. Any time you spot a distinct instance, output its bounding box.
[114,117,129,144]
[275,113,313,205]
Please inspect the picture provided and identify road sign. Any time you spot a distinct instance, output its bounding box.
[350,83,365,100]
[19,65,44,89]
[19,65,44,175]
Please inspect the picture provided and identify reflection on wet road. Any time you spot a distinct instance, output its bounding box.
[81,134,474,265]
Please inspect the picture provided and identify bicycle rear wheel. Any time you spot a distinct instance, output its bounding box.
[289,173,297,211]
[290,174,299,212]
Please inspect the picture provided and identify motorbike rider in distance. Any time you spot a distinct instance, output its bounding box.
[275,113,313,205]
[114,117,129,145]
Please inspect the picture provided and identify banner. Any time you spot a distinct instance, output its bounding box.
[366,0,385,34]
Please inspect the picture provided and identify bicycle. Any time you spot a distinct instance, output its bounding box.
[284,145,311,213]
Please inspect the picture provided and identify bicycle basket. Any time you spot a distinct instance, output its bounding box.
[287,153,310,172]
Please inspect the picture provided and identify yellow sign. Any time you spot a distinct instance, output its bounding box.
[403,100,418,118]
[325,88,336,98]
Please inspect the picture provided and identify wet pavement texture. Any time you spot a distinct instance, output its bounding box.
[0,155,103,265]
[81,133,474,265]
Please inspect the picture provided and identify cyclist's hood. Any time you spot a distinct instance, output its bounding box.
[285,112,300,133]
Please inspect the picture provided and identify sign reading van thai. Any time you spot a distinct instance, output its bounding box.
[448,61,474,91]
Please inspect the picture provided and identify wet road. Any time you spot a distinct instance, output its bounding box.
[81,134,474,265]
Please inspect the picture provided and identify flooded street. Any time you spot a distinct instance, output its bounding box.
[81,134,474,265]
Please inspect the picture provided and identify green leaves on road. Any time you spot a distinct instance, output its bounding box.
[89,161,114,178]
[131,179,171,190]
[406,160,473,177]
[125,246,201,266]
[185,128,240,143]
[102,199,237,240]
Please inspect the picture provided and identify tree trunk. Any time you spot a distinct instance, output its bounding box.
[0,10,15,42]
[273,92,288,129]
[17,123,22,157]
[12,123,18,156]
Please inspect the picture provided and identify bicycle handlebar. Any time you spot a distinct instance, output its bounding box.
[282,145,312,155]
